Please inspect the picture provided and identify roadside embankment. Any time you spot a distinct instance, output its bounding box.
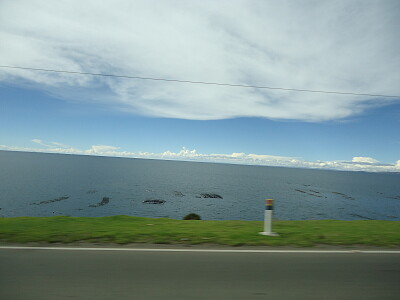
[1,216,399,247]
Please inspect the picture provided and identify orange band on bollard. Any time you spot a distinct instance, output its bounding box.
[265,199,273,210]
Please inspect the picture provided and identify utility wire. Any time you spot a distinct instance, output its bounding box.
[0,65,399,98]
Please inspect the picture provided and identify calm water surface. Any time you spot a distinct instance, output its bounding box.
[0,150,399,220]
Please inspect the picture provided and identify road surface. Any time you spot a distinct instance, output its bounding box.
[1,246,399,299]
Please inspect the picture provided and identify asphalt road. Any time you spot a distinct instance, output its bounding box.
[1,247,399,300]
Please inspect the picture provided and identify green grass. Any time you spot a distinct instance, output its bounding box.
[1,216,399,247]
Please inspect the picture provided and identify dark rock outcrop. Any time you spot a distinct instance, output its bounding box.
[199,193,223,199]
[173,191,185,197]
[350,213,373,220]
[142,199,166,204]
[183,213,201,220]
[89,197,110,207]
[295,189,323,198]
[32,196,70,205]
[332,191,354,200]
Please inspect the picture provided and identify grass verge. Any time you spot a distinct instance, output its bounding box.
[1,216,399,247]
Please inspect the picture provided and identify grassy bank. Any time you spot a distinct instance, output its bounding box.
[1,216,399,247]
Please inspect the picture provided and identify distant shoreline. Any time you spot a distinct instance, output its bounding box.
[1,149,399,174]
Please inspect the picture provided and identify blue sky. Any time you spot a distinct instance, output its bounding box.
[0,0,399,172]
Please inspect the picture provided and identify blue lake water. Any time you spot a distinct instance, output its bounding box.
[0,150,399,220]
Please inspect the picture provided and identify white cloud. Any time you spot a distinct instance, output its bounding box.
[1,141,399,172]
[160,147,199,158]
[0,0,399,121]
[31,139,44,145]
[31,139,53,147]
[230,153,245,158]
[51,142,71,148]
[247,153,295,162]
[32,139,73,149]
[1,144,81,155]
[352,156,380,164]
[85,145,119,154]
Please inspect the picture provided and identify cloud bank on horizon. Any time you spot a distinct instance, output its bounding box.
[1,0,399,122]
[1,140,399,173]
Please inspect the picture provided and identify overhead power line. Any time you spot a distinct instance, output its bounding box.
[0,65,399,98]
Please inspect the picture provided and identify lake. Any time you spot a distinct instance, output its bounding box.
[0,150,399,220]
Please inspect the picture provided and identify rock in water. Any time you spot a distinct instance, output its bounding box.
[142,199,166,204]
[199,193,223,199]
[32,195,70,205]
[173,191,185,197]
[100,197,110,205]
[89,197,110,207]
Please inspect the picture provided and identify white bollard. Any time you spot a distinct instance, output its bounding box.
[259,199,279,236]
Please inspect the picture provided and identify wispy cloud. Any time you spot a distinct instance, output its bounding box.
[1,141,399,172]
[0,0,399,121]
[31,139,50,147]
[50,141,71,148]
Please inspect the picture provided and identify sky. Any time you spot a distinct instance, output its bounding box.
[0,0,399,172]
